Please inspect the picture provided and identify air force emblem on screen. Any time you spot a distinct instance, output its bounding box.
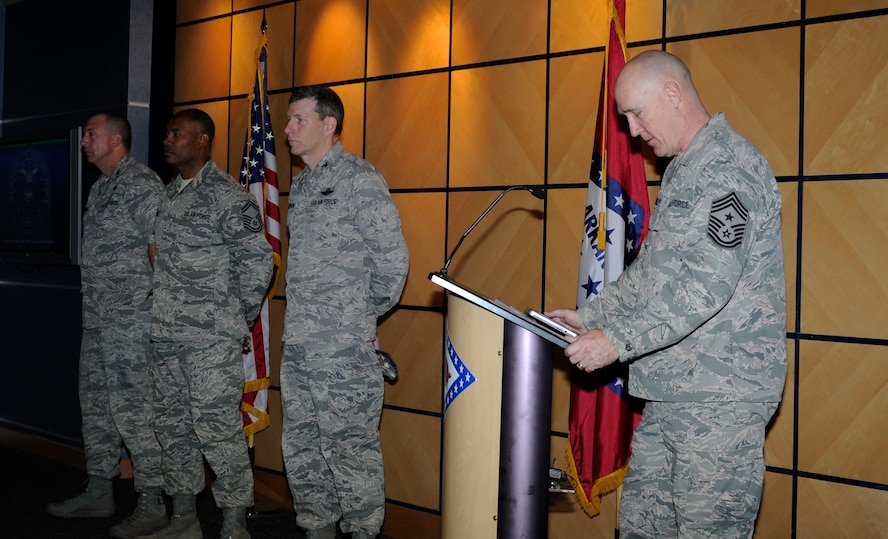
[708,191,748,249]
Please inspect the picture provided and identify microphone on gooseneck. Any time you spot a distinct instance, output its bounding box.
[439,185,546,276]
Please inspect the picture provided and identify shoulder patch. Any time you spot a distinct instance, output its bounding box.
[241,199,263,233]
[707,191,748,249]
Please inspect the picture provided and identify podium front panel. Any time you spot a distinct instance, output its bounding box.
[441,295,503,539]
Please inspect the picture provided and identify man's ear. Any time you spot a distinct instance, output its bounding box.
[663,80,681,108]
[199,132,209,147]
[323,116,337,134]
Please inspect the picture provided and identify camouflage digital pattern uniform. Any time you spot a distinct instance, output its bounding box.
[149,159,272,508]
[79,153,164,493]
[579,113,787,537]
[281,142,408,536]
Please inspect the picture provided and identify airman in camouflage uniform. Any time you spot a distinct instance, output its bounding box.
[46,112,168,539]
[281,86,409,539]
[143,109,273,539]
[548,51,786,537]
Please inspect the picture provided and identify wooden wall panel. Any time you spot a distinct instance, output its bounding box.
[451,0,548,65]
[227,97,249,176]
[253,390,285,473]
[367,0,450,77]
[444,191,545,310]
[807,0,888,18]
[547,53,603,185]
[235,0,279,12]
[334,82,366,159]
[174,19,231,103]
[754,472,794,538]
[382,503,441,539]
[232,5,295,93]
[253,468,292,512]
[669,29,800,177]
[763,341,795,469]
[551,0,666,47]
[295,0,366,85]
[804,16,888,175]
[797,478,888,537]
[780,183,798,334]
[801,181,888,338]
[379,409,441,510]
[378,309,444,414]
[176,0,230,23]
[550,0,607,53]
[798,341,888,482]
[450,61,547,189]
[366,74,449,190]
[544,189,587,309]
[625,0,665,43]
[550,350,575,433]
[392,192,446,307]
[666,0,801,36]
[269,92,296,179]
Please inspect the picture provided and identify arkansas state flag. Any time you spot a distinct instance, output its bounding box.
[566,0,649,518]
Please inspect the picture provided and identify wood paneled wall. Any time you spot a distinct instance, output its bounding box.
[172,0,888,536]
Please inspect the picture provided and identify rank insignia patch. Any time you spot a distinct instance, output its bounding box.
[708,191,748,249]
[242,199,263,232]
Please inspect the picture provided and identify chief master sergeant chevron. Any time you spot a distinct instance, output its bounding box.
[547,50,787,538]
[280,85,409,539]
[143,108,273,539]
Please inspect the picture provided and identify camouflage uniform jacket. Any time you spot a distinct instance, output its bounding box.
[150,160,273,342]
[580,113,787,403]
[81,153,164,329]
[283,142,409,345]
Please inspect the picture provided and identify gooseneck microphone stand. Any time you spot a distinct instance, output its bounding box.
[439,185,546,275]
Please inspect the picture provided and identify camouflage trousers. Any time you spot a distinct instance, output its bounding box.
[280,342,384,536]
[152,338,254,507]
[620,400,778,538]
[79,325,162,492]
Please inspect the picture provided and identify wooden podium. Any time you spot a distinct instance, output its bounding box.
[429,272,568,539]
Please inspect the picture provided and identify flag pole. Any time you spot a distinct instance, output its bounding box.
[609,3,625,533]
[597,9,610,253]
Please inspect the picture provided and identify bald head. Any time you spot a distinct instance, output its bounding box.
[622,50,694,92]
[614,50,711,157]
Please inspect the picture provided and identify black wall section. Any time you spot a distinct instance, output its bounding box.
[0,0,175,445]
[2,0,130,138]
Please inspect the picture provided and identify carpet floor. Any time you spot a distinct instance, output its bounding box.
[0,443,311,538]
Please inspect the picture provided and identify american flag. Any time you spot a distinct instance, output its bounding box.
[566,0,649,518]
[239,15,281,437]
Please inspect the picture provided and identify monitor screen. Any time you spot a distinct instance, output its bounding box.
[0,129,82,265]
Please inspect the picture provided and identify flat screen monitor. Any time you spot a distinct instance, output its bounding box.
[0,127,82,266]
